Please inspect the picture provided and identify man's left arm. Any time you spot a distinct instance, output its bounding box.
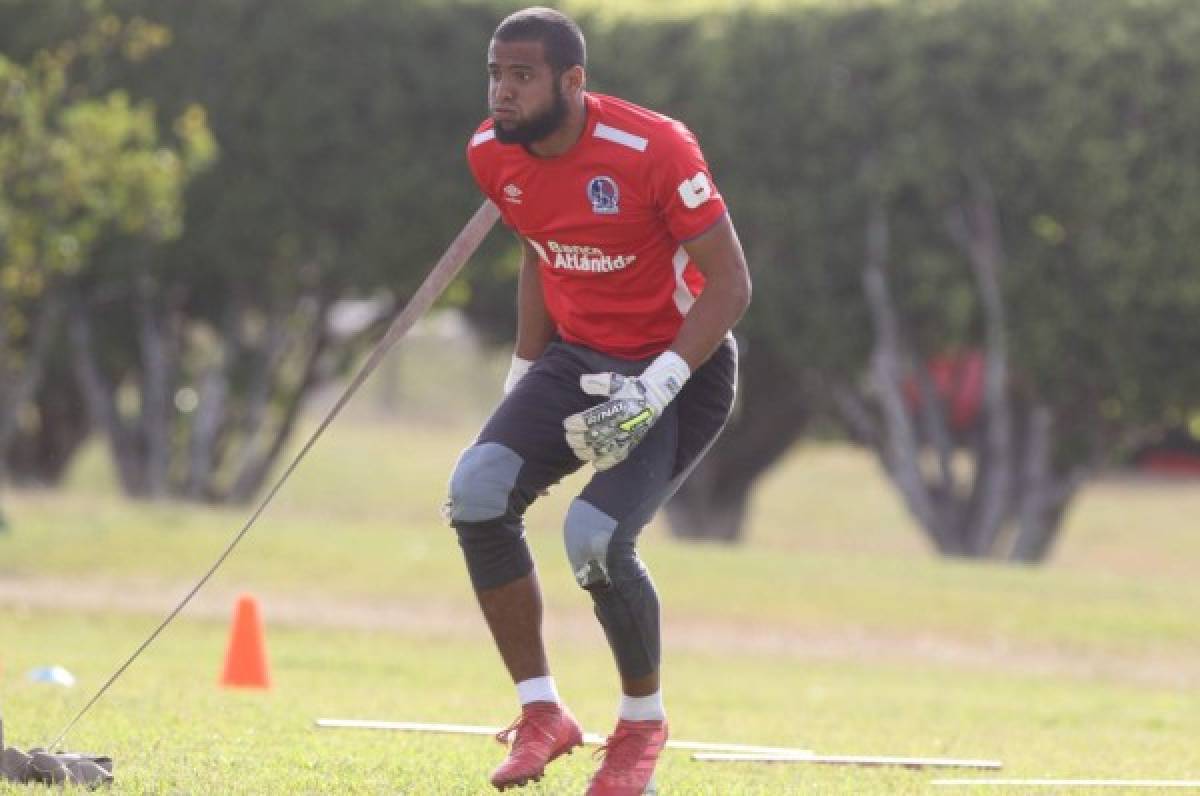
[667,214,752,370]
[563,215,751,470]
[563,124,750,470]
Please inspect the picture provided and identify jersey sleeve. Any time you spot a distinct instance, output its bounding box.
[651,121,727,242]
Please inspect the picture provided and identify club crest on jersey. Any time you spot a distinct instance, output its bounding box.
[587,176,620,215]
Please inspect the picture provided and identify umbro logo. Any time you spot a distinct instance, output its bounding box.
[503,183,523,204]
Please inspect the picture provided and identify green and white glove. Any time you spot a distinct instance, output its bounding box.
[563,351,690,471]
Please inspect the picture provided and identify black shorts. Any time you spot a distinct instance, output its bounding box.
[476,336,738,533]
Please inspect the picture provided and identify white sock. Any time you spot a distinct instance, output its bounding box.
[618,690,666,721]
[516,675,560,706]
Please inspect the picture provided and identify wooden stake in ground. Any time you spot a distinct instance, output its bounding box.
[314,718,813,757]
[932,779,1200,789]
[693,751,1003,771]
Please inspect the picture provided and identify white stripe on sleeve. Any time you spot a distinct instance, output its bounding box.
[593,123,648,152]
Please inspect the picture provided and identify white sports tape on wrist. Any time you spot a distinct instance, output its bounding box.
[640,351,691,413]
[504,355,534,394]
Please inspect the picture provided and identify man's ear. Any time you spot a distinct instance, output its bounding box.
[562,64,586,95]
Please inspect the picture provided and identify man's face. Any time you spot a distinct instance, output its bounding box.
[487,38,569,145]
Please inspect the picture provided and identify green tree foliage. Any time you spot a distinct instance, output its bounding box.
[0,13,210,525]
[624,0,1200,557]
[474,0,1200,556]
[4,0,1198,561]
[42,0,504,501]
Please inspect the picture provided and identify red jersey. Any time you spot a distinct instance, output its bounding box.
[466,93,727,359]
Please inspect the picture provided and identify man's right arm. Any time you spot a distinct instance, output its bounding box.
[465,135,554,380]
[514,238,555,360]
[503,238,555,393]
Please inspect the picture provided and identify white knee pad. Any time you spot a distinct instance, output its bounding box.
[564,499,618,588]
[445,443,524,524]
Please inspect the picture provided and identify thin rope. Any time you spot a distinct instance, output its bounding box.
[48,201,499,751]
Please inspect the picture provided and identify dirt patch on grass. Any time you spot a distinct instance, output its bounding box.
[1,575,1196,690]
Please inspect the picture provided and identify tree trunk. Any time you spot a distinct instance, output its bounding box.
[186,324,234,500]
[0,294,63,483]
[1009,486,1074,563]
[664,336,811,541]
[944,173,1014,557]
[4,360,90,486]
[860,198,962,555]
[912,362,956,497]
[1007,405,1082,563]
[664,475,751,542]
[67,294,147,496]
[848,175,1085,563]
[227,299,333,503]
[136,277,173,498]
[219,304,295,494]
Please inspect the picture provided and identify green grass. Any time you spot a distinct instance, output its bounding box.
[2,611,1197,794]
[2,400,1200,792]
[5,421,1199,655]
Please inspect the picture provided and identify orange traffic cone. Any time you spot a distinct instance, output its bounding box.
[220,593,271,689]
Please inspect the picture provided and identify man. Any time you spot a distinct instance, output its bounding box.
[445,7,751,794]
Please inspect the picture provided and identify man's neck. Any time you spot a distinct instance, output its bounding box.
[526,94,588,158]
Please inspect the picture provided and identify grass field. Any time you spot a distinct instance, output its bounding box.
[2,379,1200,793]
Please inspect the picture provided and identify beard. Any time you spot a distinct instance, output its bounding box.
[493,84,569,146]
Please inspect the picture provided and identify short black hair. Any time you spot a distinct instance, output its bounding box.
[493,7,586,73]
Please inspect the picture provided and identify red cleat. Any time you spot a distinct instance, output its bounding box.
[585,718,668,795]
[489,701,584,791]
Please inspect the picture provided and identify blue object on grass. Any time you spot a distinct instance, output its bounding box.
[26,666,76,688]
